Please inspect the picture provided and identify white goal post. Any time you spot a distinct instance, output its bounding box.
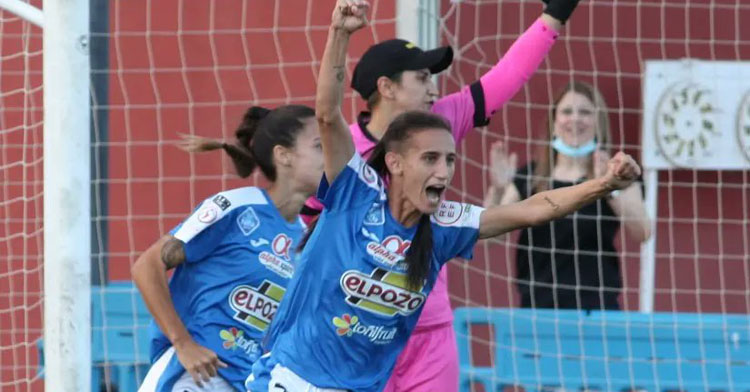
[0,0,95,390]
[43,0,91,388]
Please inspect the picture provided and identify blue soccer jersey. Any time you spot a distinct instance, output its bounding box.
[247,154,483,392]
[146,187,304,391]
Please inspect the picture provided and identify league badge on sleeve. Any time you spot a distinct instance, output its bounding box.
[213,194,232,210]
[237,206,260,236]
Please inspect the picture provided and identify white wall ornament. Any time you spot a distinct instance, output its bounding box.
[642,59,750,169]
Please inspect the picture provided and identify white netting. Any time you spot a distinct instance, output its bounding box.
[440,1,750,391]
[4,0,750,391]
[0,4,43,391]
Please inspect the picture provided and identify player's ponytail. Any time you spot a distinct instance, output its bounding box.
[404,214,433,290]
[367,111,450,291]
[178,104,314,180]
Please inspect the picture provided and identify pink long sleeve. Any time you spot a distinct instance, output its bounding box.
[480,18,559,118]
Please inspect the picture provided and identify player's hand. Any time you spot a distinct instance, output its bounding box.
[599,151,641,191]
[489,141,517,191]
[174,338,229,387]
[540,0,581,25]
[332,0,370,34]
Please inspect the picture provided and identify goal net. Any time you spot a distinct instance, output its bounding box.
[2,0,749,391]
[0,3,43,390]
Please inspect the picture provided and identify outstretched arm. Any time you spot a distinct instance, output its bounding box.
[316,0,369,183]
[132,236,227,387]
[479,151,641,239]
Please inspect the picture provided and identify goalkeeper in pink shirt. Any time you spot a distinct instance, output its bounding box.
[299,1,581,390]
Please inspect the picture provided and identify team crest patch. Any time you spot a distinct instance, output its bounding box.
[237,207,260,236]
[364,203,384,225]
[340,268,425,317]
[212,194,231,210]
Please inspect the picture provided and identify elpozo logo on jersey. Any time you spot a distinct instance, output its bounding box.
[340,268,425,317]
[228,280,285,331]
[258,233,294,279]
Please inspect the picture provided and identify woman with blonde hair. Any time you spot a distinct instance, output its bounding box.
[485,80,651,310]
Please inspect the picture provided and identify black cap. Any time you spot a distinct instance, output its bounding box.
[351,39,454,100]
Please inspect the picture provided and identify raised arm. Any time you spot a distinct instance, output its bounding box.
[316,0,369,182]
[445,0,580,144]
[479,151,641,239]
[131,236,227,386]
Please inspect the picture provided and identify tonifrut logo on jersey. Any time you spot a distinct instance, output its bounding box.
[229,280,285,331]
[365,235,411,270]
[332,313,397,345]
[219,326,260,357]
[258,233,295,278]
[340,268,425,317]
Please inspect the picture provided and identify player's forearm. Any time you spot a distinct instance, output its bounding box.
[316,27,351,126]
[610,184,652,242]
[526,178,612,224]
[478,18,558,117]
[132,248,192,346]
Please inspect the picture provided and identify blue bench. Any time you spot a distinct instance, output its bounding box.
[454,307,750,392]
[38,282,152,391]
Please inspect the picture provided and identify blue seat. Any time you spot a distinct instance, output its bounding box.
[454,307,750,392]
[38,281,152,391]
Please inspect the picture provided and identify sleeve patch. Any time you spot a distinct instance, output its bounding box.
[212,194,232,210]
[236,206,261,236]
[197,204,220,224]
[432,201,483,228]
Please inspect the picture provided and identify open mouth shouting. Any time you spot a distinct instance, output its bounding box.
[424,184,446,206]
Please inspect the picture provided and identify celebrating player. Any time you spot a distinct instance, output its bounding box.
[133,105,323,391]
[246,2,640,391]
[298,0,581,389]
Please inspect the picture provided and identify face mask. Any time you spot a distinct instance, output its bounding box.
[552,137,596,157]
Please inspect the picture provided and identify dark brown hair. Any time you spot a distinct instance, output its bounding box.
[365,72,404,111]
[298,111,452,291]
[180,105,315,180]
[367,111,451,290]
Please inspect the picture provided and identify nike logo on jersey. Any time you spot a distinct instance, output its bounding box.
[250,238,270,247]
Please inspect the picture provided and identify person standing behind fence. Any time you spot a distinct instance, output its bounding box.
[132,105,323,392]
[484,81,651,310]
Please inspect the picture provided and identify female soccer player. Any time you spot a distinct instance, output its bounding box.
[247,2,641,391]
[299,0,582,389]
[484,81,651,310]
[133,105,323,391]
